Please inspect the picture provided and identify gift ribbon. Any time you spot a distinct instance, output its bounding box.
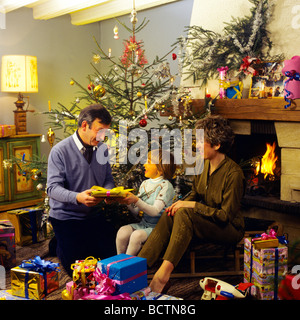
[252,228,277,243]
[71,256,98,286]
[106,256,135,278]
[19,256,59,299]
[224,81,243,99]
[20,256,60,272]
[80,267,132,300]
[284,70,300,109]
[81,292,132,300]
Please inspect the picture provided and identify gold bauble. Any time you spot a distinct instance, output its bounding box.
[94,85,106,98]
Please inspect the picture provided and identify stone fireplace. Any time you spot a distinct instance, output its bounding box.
[197,98,300,205]
[230,119,300,203]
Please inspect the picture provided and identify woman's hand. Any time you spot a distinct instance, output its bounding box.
[165,200,196,216]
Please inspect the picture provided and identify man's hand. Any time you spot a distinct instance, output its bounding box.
[165,200,196,216]
[76,189,102,207]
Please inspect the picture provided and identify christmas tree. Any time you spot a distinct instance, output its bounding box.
[41,7,204,192]
[3,6,206,227]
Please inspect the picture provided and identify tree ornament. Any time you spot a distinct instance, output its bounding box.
[139,118,147,127]
[47,127,55,148]
[137,91,142,98]
[113,25,119,40]
[172,53,177,60]
[93,85,106,98]
[70,80,74,86]
[36,183,44,191]
[92,54,101,64]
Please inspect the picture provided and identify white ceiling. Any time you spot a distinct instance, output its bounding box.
[0,0,179,25]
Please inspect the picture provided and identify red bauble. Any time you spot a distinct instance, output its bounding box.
[139,119,147,127]
[172,53,177,60]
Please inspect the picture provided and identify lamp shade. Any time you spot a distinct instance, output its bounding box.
[1,55,38,93]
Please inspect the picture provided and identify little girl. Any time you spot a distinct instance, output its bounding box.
[116,149,176,256]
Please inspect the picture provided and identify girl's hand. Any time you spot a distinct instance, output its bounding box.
[165,200,196,216]
[121,192,139,205]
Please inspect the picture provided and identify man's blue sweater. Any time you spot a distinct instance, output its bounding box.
[47,134,115,220]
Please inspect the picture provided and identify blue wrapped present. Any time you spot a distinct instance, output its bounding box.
[225,80,243,99]
[97,254,147,295]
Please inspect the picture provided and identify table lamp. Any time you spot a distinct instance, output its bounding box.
[1,55,38,134]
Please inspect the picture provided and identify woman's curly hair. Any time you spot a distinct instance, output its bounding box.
[195,115,235,154]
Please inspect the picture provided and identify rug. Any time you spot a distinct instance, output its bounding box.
[4,239,244,300]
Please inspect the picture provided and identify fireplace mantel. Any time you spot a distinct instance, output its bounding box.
[196,98,300,122]
[162,98,300,122]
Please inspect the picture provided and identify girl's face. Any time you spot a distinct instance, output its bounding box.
[144,158,162,179]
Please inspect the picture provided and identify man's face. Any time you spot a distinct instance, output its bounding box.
[80,118,110,146]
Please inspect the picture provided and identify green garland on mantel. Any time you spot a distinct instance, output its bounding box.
[175,0,284,87]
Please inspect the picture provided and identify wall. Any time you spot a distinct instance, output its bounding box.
[183,0,300,97]
[0,7,100,156]
[0,0,194,156]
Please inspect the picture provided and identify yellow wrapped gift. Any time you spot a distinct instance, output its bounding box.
[11,257,60,300]
[71,256,98,287]
[90,186,134,198]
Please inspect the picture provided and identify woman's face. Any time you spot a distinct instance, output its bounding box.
[203,139,220,160]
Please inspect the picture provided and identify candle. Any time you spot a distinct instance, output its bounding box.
[48,100,51,112]
[108,48,112,58]
[135,50,139,63]
[144,95,147,110]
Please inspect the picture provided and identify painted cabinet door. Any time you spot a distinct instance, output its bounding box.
[0,140,9,202]
[8,138,40,201]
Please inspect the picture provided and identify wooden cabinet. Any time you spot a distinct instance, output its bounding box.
[0,134,43,212]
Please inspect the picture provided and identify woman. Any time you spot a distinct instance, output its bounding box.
[138,115,245,293]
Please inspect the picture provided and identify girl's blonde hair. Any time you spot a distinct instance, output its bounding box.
[148,149,176,180]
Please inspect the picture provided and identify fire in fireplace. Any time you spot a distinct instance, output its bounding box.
[239,141,280,197]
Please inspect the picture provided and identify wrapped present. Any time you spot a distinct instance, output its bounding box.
[0,290,29,300]
[225,79,243,99]
[0,220,16,269]
[90,186,134,198]
[0,125,16,138]
[62,281,90,300]
[97,254,147,295]
[251,229,279,249]
[244,237,288,300]
[282,56,300,108]
[7,206,46,246]
[71,256,98,287]
[11,256,60,300]
[244,281,280,300]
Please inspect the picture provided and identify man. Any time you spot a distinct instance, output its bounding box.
[47,104,116,275]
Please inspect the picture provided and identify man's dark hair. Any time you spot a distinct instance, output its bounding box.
[77,104,112,128]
